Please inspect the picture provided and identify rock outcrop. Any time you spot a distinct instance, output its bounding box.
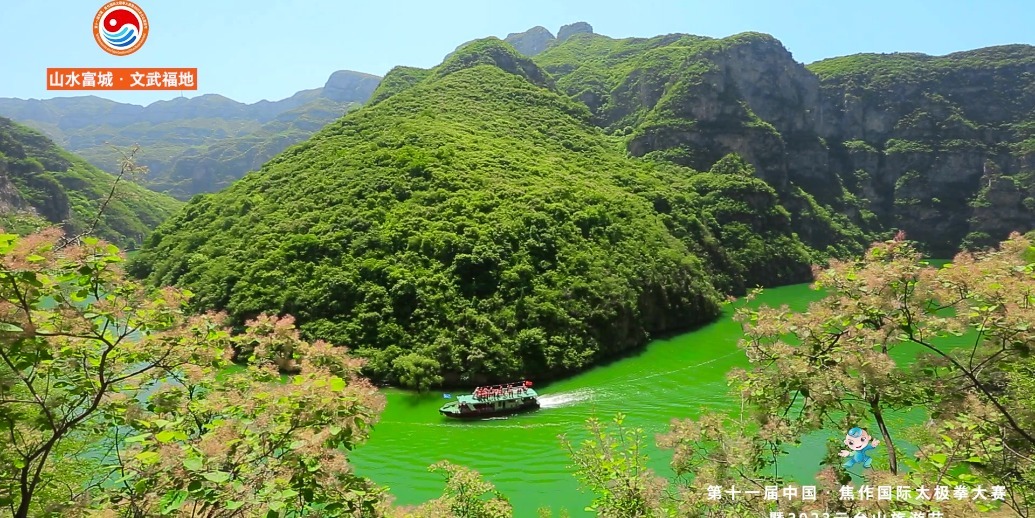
[558,22,593,42]
[504,26,556,56]
[536,33,1035,255]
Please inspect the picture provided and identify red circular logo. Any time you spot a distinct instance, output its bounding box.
[93,1,149,56]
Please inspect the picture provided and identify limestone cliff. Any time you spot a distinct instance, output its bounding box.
[536,34,1035,255]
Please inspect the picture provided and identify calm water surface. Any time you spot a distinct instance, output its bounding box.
[349,283,931,516]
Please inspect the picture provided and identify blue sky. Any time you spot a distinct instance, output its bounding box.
[3,0,1033,105]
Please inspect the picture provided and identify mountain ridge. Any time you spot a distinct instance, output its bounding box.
[0,70,381,199]
[4,25,1035,256]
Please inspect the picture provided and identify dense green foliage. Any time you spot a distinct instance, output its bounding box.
[0,232,391,517]
[535,34,1035,257]
[130,40,824,385]
[6,231,1032,516]
[535,32,744,131]
[0,117,181,247]
[561,236,1035,517]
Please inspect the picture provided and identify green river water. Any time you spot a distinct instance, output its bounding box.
[349,282,935,516]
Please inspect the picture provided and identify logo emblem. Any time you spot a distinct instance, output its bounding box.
[93,1,149,56]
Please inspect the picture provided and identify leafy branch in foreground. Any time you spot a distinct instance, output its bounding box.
[0,229,388,517]
[390,461,511,518]
[562,413,670,517]
[564,234,1035,517]
[727,233,1034,515]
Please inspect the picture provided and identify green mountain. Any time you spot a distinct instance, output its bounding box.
[129,28,1035,385]
[0,70,381,200]
[0,116,181,247]
[129,38,820,386]
[534,32,1035,256]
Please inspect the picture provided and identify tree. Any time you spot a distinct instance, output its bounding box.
[93,313,388,517]
[708,153,755,176]
[657,233,1034,516]
[563,413,672,517]
[391,461,511,518]
[731,233,935,475]
[0,230,387,516]
[568,234,1035,516]
[392,353,444,393]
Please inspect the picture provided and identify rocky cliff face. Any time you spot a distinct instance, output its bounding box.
[536,34,1035,255]
[811,47,1035,254]
[322,70,383,103]
[558,22,593,42]
[449,22,596,60]
[504,26,556,56]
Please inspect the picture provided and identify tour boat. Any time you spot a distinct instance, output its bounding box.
[439,380,540,419]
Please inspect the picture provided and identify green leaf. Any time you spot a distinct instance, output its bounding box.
[0,322,23,332]
[226,500,244,510]
[202,471,231,483]
[183,456,204,472]
[160,490,188,514]
[135,451,160,464]
[329,376,346,392]
[155,430,177,443]
[125,433,151,443]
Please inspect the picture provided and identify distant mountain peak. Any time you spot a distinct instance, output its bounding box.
[504,26,556,56]
[448,22,597,60]
[557,22,593,42]
[322,70,383,103]
[438,37,554,89]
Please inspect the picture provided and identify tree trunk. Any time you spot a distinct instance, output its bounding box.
[871,399,898,474]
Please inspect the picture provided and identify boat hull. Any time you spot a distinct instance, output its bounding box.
[439,400,540,419]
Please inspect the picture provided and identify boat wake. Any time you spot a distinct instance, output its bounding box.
[538,388,595,408]
[625,351,741,383]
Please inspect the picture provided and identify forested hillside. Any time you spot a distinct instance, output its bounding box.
[0,116,180,247]
[130,29,1035,385]
[129,39,821,385]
